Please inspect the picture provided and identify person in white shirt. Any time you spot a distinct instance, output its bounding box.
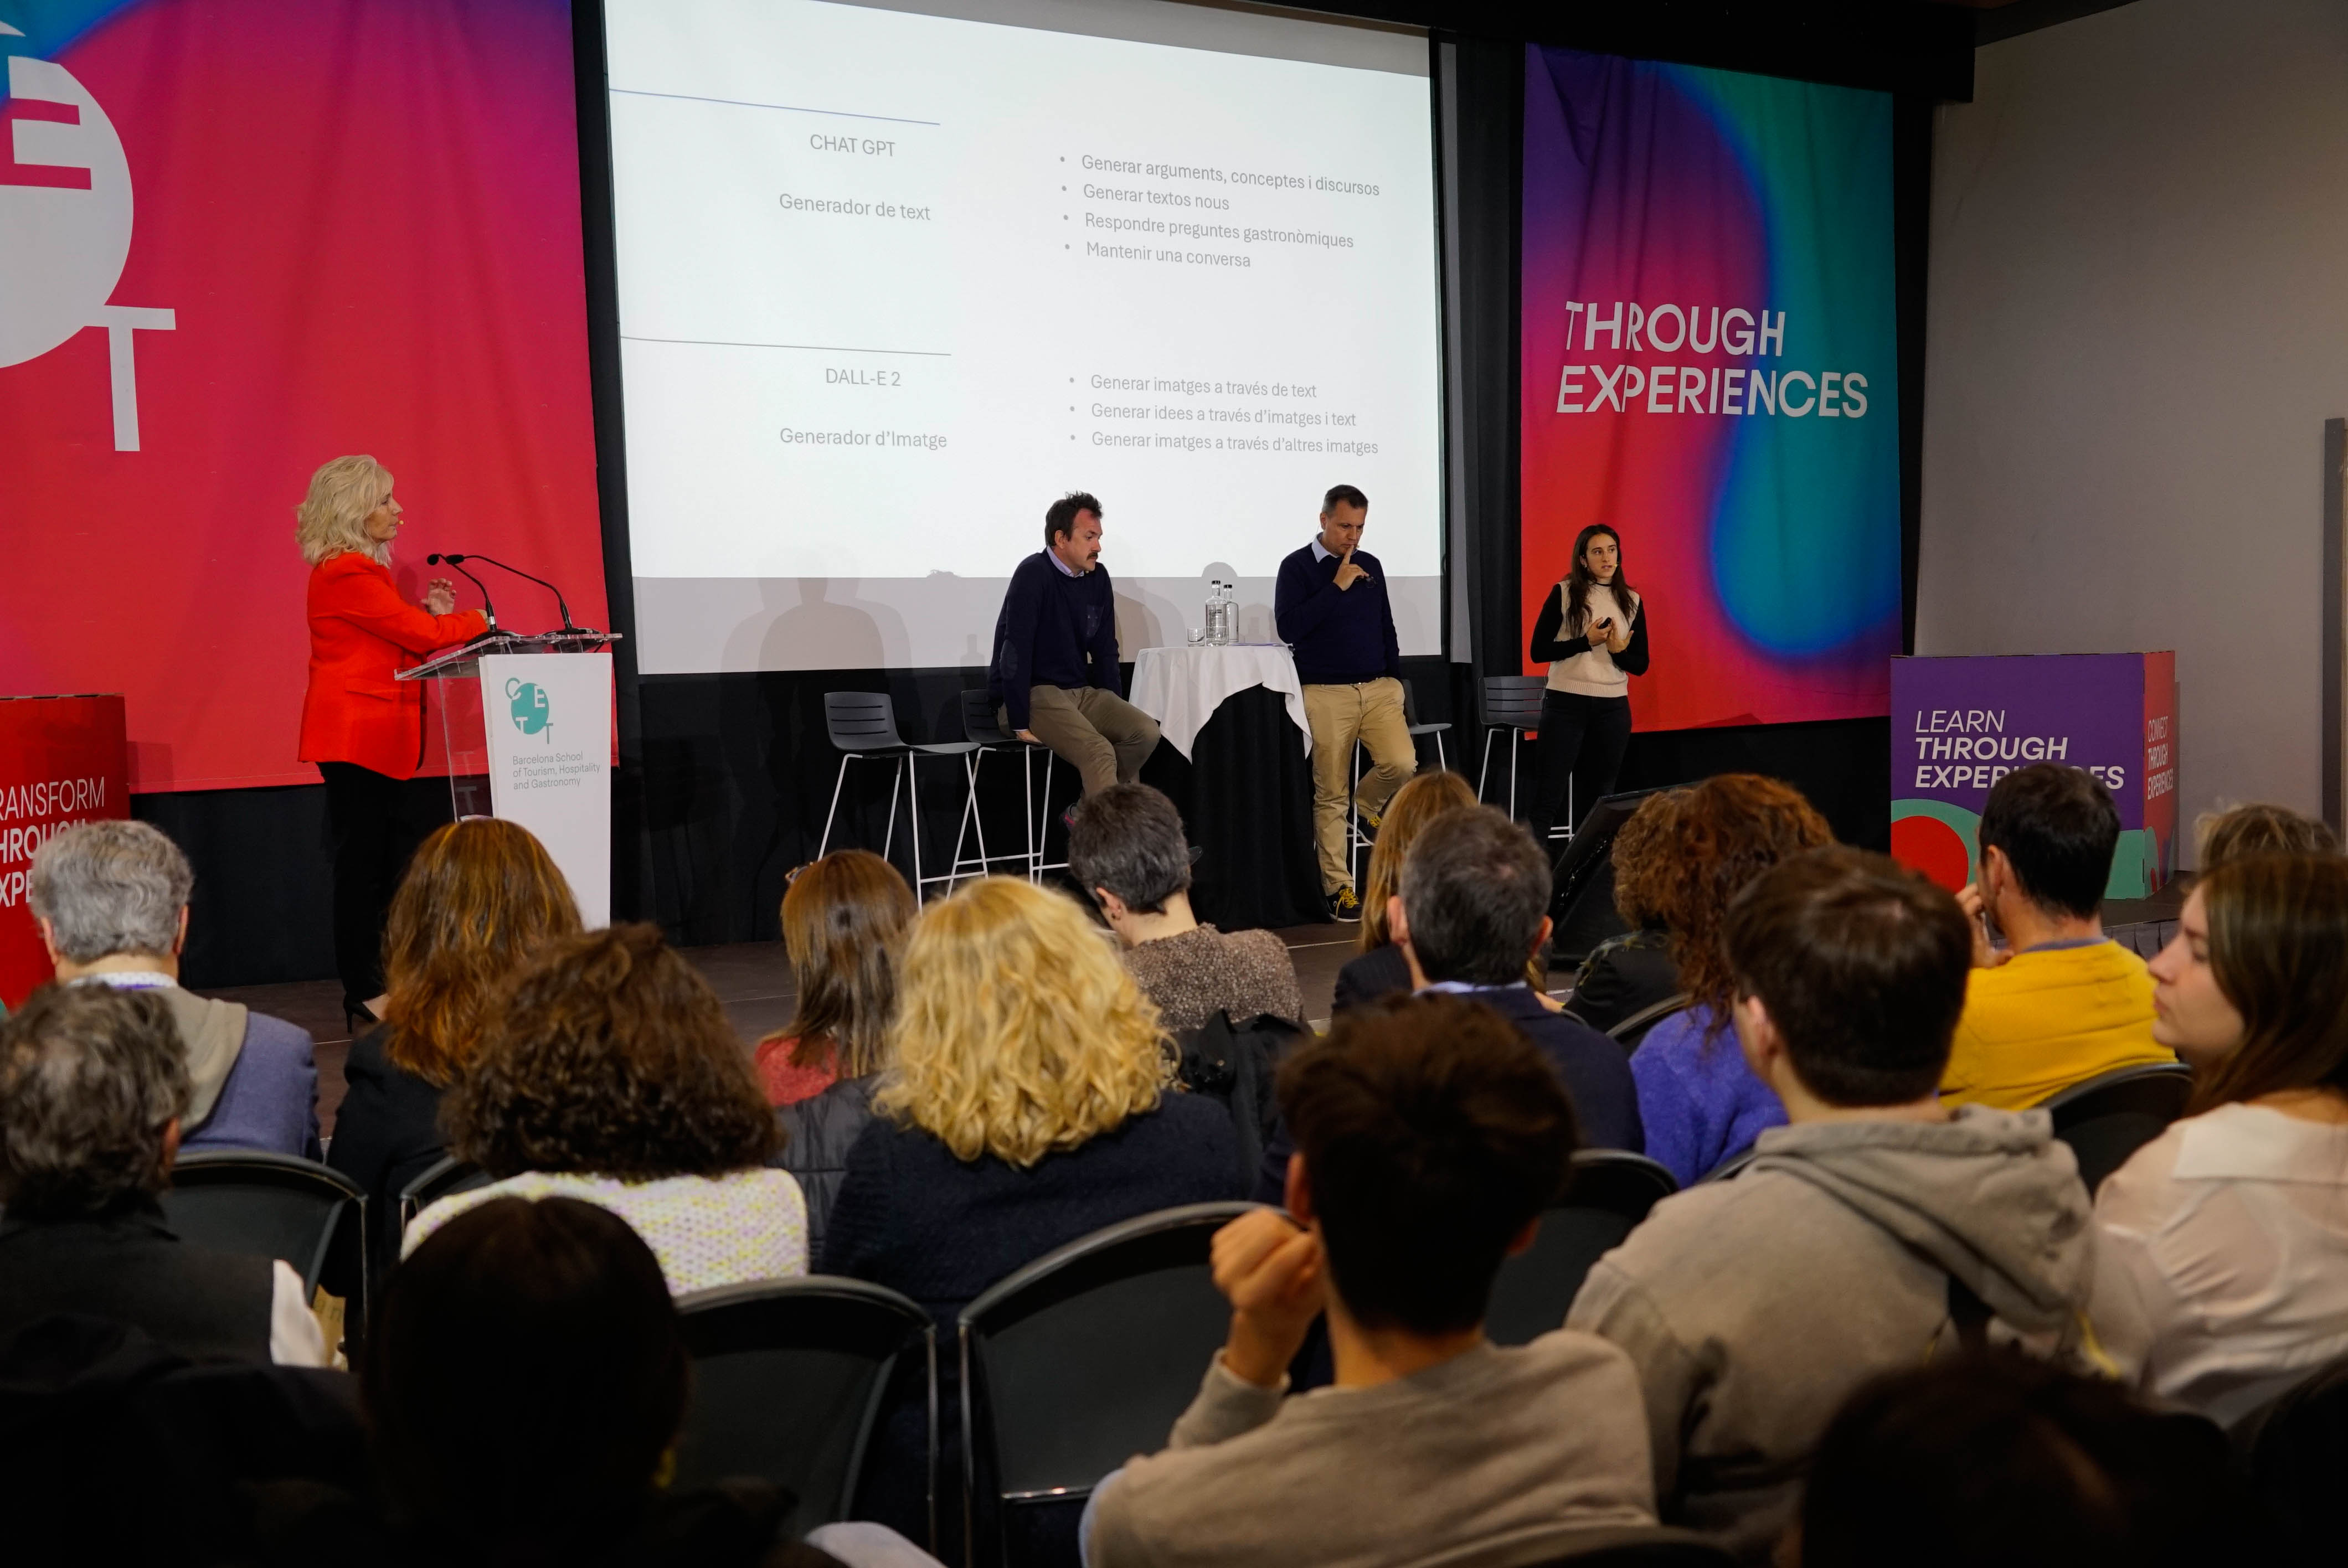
[2092,851,2348,1427]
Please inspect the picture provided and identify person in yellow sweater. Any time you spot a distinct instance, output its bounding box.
[1944,764,2174,1110]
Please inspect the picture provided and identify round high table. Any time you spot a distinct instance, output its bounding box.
[1130,644,1327,930]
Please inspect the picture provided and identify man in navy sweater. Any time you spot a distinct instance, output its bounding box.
[1273,484,1416,921]
[988,492,1160,797]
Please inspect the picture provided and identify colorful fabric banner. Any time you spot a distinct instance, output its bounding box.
[1520,46,1899,730]
[0,1,602,791]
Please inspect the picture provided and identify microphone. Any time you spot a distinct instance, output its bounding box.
[425,552,497,630]
[435,552,581,633]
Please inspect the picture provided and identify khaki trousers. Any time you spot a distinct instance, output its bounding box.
[1001,684,1161,797]
[1301,677,1418,894]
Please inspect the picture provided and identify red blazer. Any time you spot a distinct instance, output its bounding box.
[298,553,489,780]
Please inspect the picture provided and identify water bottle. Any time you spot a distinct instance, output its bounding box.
[1205,580,1230,646]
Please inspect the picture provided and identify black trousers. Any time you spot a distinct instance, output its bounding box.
[1528,690,1633,843]
[319,762,452,1009]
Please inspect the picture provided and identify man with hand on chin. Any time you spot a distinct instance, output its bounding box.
[1079,996,1656,1568]
[1274,484,1416,922]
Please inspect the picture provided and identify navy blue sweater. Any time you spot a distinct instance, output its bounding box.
[1274,541,1403,685]
[986,550,1123,730]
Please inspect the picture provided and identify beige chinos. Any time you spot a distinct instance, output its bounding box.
[1302,677,1417,895]
[1000,684,1161,797]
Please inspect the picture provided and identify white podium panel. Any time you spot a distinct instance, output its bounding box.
[477,651,612,926]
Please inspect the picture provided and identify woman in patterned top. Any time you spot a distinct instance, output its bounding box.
[1068,782,1301,1032]
[407,924,805,1294]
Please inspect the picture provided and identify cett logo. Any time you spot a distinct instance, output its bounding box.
[0,27,175,450]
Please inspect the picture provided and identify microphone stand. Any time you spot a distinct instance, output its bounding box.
[447,553,581,633]
[425,553,498,632]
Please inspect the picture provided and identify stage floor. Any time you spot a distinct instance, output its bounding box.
[216,922,1365,1139]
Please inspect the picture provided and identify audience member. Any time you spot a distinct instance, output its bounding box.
[2195,800,2339,871]
[0,984,327,1366]
[1070,783,1301,1031]
[1331,768,1477,1013]
[411,924,805,1294]
[758,850,915,1106]
[1625,774,1832,1184]
[1567,787,1686,1034]
[1796,1355,2256,1568]
[1569,848,2099,1559]
[1943,763,2172,1109]
[1084,996,1655,1568]
[822,876,1240,1545]
[29,820,318,1159]
[2092,853,2348,1427]
[319,1195,930,1568]
[764,852,917,1261]
[328,818,580,1282]
[1388,807,1640,1151]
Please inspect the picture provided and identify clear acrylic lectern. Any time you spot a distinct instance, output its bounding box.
[395,630,620,819]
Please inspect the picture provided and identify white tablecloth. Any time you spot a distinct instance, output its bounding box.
[1129,644,1311,761]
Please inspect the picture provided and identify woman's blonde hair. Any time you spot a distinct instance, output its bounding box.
[295,455,394,565]
[1360,769,1480,951]
[876,877,1172,1167]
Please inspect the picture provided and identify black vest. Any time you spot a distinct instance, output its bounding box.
[0,1200,276,1364]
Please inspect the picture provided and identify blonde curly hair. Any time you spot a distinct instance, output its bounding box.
[875,876,1172,1167]
[295,455,394,566]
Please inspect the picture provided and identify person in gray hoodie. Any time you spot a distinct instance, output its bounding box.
[1567,846,2100,1562]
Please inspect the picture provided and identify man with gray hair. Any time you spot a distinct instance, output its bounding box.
[1388,806,1641,1151]
[1069,783,1301,1032]
[0,983,327,1364]
[30,821,318,1158]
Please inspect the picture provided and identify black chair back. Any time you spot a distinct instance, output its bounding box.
[162,1152,367,1302]
[1518,1524,1742,1564]
[1702,1148,1762,1183]
[1479,674,1549,730]
[960,1201,1261,1568]
[2040,1061,2195,1193]
[961,688,1014,744]
[396,1156,493,1237]
[825,690,907,753]
[2242,1352,2348,1562]
[1608,993,1693,1052]
[673,1277,935,1544]
[1486,1151,1677,1344]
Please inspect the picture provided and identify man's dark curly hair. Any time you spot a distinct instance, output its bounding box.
[446,923,781,1180]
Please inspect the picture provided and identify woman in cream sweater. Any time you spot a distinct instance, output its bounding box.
[1527,524,1649,843]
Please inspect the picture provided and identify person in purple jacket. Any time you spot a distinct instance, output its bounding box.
[987,491,1161,798]
[29,821,320,1159]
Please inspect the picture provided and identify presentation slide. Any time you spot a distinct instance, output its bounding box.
[603,0,1442,673]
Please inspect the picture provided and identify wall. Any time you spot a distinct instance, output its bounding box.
[1918,0,2348,857]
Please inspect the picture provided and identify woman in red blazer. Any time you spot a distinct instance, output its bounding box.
[296,455,487,1026]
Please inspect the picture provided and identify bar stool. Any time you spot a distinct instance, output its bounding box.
[959,689,1060,882]
[1476,674,1569,838]
[817,692,987,899]
[1346,678,1454,886]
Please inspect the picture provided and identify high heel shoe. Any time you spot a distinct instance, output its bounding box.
[343,998,378,1035]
